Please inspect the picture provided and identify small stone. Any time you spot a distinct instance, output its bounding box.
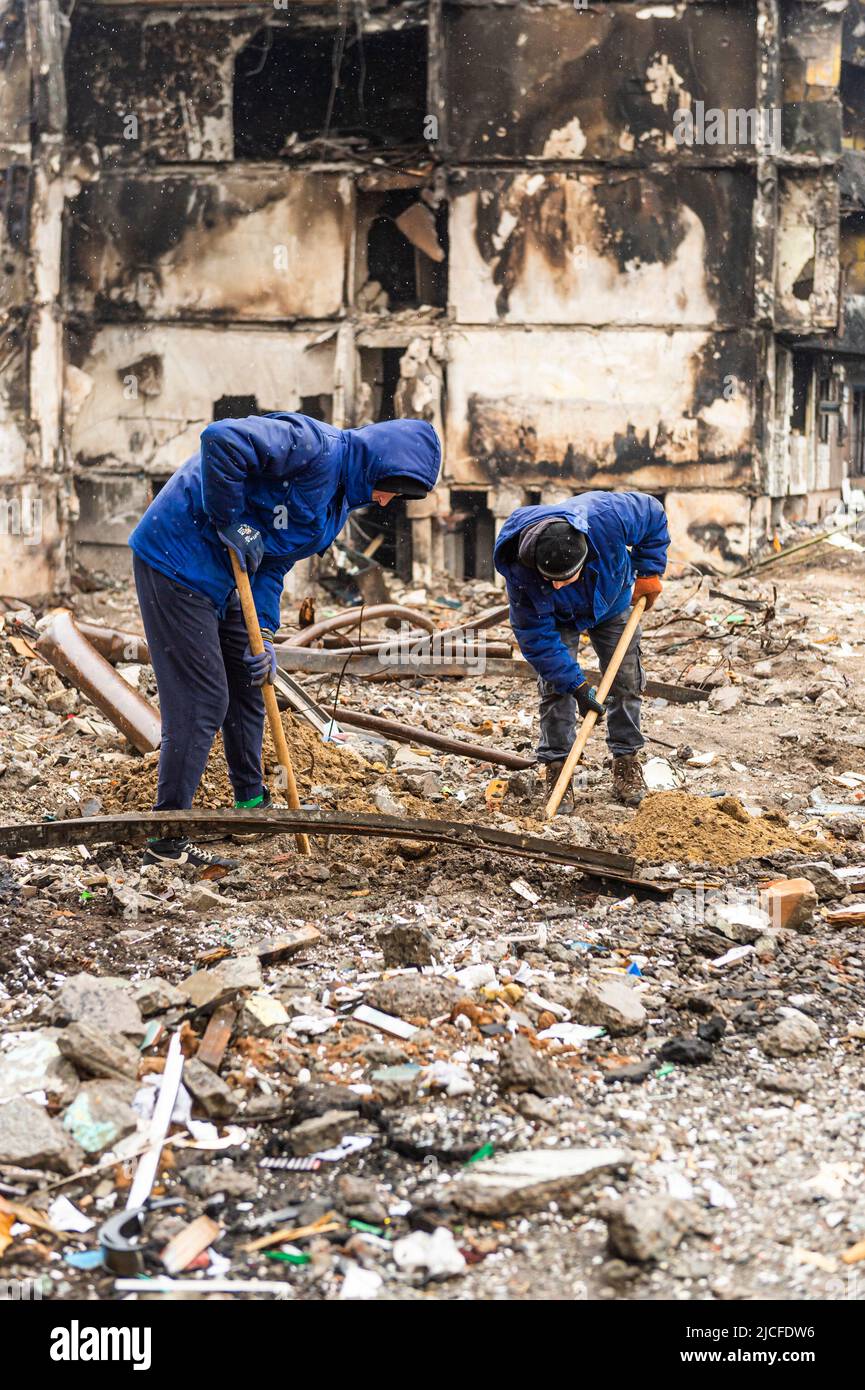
[497,1035,569,1098]
[0,1096,84,1173]
[289,1109,359,1157]
[58,1022,141,1081]
[451,1147,632,1217]
[132,977,188,1016]
[657,1036,713,1065]
[182,1057,239,1119]
[793,862,846,903]
[182,1164,258,1199]
[697,1015,727,1044]
[603,1059,655,1085]
[62,1079,139,1154]
[569,978,647,1036]
[378,923,435,968]
[373,785,405,818]
[180,956,263,1012]
[187,884,228,915]
[604,1196,701,1263]
[709,687,741,713]
[760,1012,821,1057]
[759,1072,810,1097]
[53,973,145,1038]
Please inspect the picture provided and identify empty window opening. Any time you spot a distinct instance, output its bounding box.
[358,190,447,310]
[213,395,259,421]
[790,352,813,433]
[234,26,428,160]
[300,394,334,423]
[450,490,495,581]
[358,346,403,424]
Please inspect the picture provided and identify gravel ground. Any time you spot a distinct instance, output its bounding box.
[1,542,864,1302]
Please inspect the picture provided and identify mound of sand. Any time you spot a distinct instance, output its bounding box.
[94,713,374,813]
[618,791,826,866]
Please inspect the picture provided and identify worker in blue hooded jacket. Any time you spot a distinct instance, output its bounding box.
[494,491,670,806]
[129,413,441,868]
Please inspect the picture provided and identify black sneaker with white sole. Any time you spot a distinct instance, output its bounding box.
[142,838,239,870]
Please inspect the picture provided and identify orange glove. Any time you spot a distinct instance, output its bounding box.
[632,575,662,610]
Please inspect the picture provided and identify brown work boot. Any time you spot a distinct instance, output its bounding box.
[540,759,572,808]
[612,754,646,807]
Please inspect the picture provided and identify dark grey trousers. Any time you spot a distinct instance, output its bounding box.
[133,554,265,810]
[537,610,645,762]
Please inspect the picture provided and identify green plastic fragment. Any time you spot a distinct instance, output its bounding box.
[265,1251,310,1265]
[655,1062,675,1078]
[465,1142,495,1165]
[79,890,93,904]
[348,1220,385,1235]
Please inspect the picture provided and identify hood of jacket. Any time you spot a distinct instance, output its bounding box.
[342,419,441,508]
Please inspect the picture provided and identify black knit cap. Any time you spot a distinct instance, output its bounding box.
[375,474,430,499]
[530,520,588,580]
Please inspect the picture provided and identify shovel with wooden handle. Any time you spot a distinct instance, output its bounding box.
[544,596,647,820]
[228,550,310,856]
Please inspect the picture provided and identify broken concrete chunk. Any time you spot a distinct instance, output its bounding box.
[451,1147,632,1216]
[182,1057,239,1119]
[239,992,290,1036]
[604,1196,703,1263]
[760,1012,822,1057]
[132,977,189,1016]
[53,972,145,1038]
[180,956,263,1011]
[792,861,845,903]
[364,973,463,1021]
[378,923,436,968]
[186,884,228,915]
[254,926,322,964]
[0,1029,78,1104]
[569,978,647,1036]
[497,1035,569,1098]
[57,1021,141,1081]
[62,1078,139,1154]
[708,687,741,713]
[289,1109,360,1157]
[182,1164,258,1200]
[0,1096,85,1173]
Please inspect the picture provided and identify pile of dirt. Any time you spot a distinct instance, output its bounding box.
[94,713,373,812]
[618,791,827,866]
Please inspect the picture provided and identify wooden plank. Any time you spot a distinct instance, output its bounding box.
[161,1215,221,1275]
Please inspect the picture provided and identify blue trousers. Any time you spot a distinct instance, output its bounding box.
[133,554,264,810]
[536,611,645,762]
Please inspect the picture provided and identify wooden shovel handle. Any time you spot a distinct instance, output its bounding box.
[228,550,310,855]
[544,597,647,820]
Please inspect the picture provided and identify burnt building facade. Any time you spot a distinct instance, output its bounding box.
[2,0,864,597]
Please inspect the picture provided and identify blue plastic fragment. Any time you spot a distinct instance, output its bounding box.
[627,962,643,977]
[65,1249,104,1270]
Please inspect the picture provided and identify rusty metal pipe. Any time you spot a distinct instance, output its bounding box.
[36,611,161,755]
[282,605,437,648]
[77,622,150,665]
[325,706,534,769]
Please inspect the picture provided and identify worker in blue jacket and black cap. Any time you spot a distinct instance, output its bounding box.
[494,490,670,806]
[129,412,440,867]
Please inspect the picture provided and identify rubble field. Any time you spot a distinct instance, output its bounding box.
[1,544,865,1302]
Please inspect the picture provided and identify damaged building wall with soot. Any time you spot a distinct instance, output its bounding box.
[0,0,862,595]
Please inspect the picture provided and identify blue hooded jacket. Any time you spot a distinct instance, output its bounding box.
[494,491,670,694]
[129,414,441,632]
